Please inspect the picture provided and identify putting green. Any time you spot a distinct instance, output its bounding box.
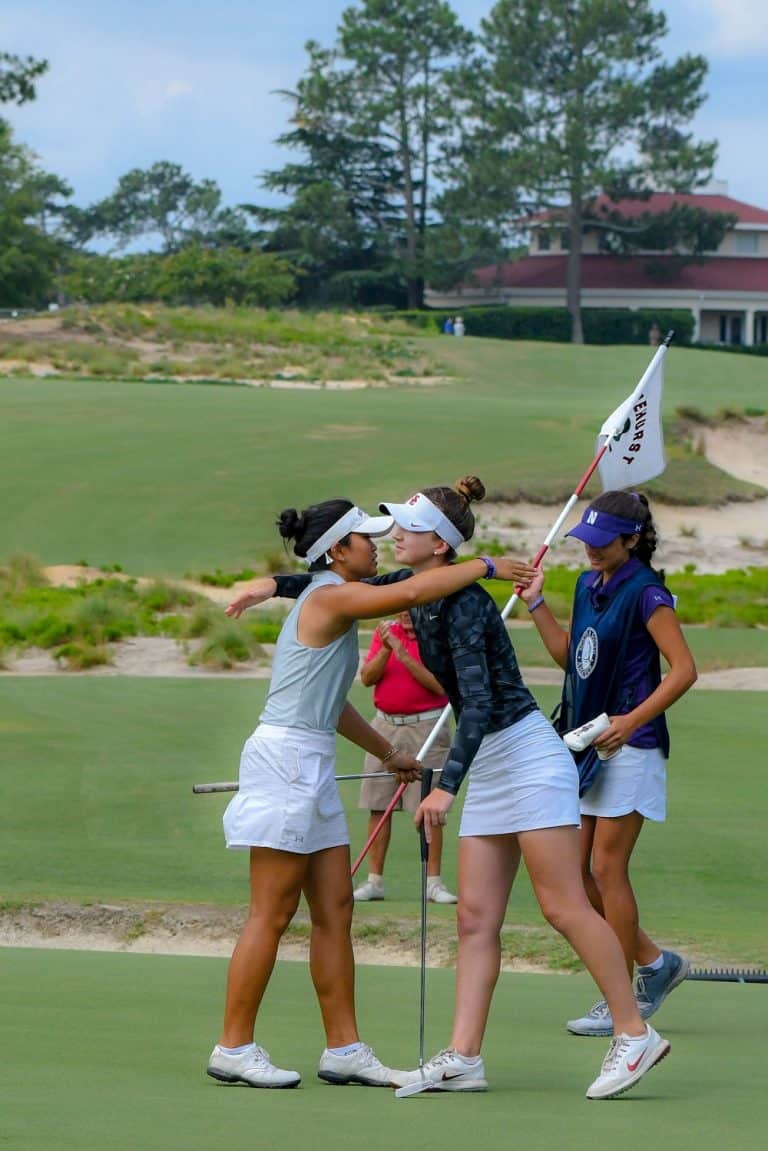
[1,948,766,1151]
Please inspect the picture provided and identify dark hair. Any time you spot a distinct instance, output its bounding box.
[421,475,485,560]
[277,498,354,572]
[587,490,664,580]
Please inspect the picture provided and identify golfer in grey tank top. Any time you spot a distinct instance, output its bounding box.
[224,572,362,853]
[261,572,359,732]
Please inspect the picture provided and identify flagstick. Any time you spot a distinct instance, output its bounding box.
[351,336,674,876]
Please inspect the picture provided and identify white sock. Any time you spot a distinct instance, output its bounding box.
[640,953,665,972]
[427,875,442,887]
[454,1051,481,1064]
[328,1042,363,1057]
[219,1043,255,1055]
[366,873,383,887]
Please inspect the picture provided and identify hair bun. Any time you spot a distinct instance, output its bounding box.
[277,508,304,542]
[455,475,486,504]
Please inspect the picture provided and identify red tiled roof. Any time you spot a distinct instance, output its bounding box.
[530,193,768,227]
[472,255,768,292]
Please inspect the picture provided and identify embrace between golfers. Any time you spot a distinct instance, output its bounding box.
[207,476,696,1100]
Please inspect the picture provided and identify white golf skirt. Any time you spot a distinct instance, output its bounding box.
[579,745,667,822]
[459,710,580,837]
[223,724,349,854]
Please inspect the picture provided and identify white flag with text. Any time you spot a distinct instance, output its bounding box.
[597,344,667,490]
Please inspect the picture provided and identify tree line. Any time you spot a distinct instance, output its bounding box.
[1,2,736,341]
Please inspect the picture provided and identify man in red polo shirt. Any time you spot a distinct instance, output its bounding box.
[353,612,457,904]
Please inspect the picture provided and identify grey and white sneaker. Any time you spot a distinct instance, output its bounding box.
[317,1044,420,1088]
[586,1025,670,1100]
[353,879,385,902]
[207,1044,301,1088]
[407,1048,488,1092]
[567,999,613,1037]
[635,951,690,1019]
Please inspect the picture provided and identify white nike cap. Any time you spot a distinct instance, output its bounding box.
[378,492,464,551]
[305,505,393,564]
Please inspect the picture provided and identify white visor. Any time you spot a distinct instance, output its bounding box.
[378,492,464,551]
[304,505,393,564]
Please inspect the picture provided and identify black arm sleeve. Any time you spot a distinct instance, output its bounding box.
[273,573,311,598]
[437,599,495,796]
[272,568,413,599]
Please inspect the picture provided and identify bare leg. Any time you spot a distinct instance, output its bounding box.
[519,826,644,1036]
[590,812,645,975]
[220,847,305,1047]
[450,835,520,1054]
[365,811,391,876]
[427,824,444,878]
[581,815,662,972]
[303,845,359,1048]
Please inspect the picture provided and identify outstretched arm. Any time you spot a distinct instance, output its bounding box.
[518,567,569,670]
[321,557,536,624]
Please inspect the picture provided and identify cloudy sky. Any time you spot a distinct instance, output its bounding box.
[2,0,766,212]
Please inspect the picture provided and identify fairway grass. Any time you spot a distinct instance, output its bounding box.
[1,678,765,964]
[2,337,765,574]
[2,948,767,1151]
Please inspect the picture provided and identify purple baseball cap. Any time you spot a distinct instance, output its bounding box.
[566,508,643,548]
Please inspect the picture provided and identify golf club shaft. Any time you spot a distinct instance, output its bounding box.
[418,767,434,1069]
[192,769,442,794]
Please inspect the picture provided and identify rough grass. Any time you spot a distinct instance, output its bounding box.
[0,556,283,666]
[1,303,435,382]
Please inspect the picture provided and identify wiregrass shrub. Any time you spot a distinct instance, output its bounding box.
[490,564,768,628]
[2,556,766,675]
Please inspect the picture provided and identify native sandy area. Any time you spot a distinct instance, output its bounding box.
[2,421,766,963]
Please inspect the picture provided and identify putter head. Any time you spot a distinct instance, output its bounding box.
[394,1076,431,1099]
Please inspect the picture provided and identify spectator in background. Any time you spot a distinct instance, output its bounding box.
[453,316,465,337]
[443,316,455,335]
[354,612,458,905]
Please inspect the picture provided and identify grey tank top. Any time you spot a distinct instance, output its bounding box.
[259,571,360,732]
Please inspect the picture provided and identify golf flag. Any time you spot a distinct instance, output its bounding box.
[597,341,667,490]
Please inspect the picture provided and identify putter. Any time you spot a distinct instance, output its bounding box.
[395,767,435,1100]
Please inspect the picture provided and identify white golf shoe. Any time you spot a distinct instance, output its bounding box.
[317,1043,420,1088]
[406,1048,488,1092]
[353,879,385,902]
[427,878,458,904]
[585,1025,670,1100]
[207,1044,301,1088]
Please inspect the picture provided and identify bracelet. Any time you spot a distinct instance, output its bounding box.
[478,555,497,580]
[527,594,545,613]
[380,746,397,764]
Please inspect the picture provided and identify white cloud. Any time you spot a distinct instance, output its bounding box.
[2,7,292,203]
[673,0,768,57]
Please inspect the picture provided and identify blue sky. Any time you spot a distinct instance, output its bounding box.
[2,0,767,211]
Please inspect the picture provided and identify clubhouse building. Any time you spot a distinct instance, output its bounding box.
[426,184,768,346]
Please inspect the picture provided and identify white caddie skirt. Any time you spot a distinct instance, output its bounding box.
[223,724,349,853]
[459,709,581,837]
[579,745,667,822]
